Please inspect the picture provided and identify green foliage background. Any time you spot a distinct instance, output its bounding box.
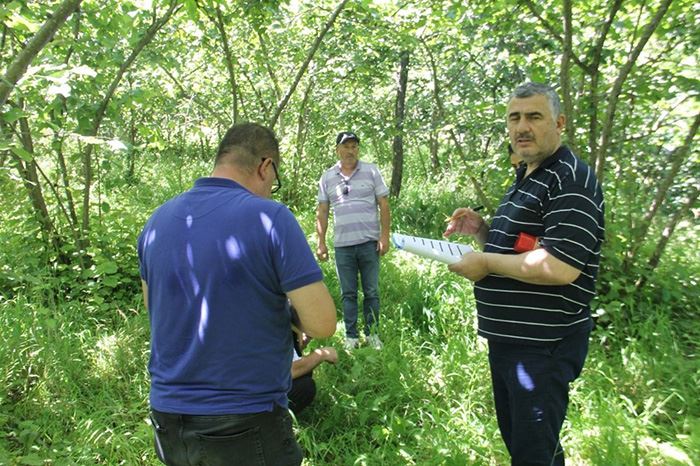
[0,0,698,464]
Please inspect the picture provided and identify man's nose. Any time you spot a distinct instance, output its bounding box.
[515,118,530,132]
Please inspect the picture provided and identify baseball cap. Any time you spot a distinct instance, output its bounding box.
[336,131,360,145]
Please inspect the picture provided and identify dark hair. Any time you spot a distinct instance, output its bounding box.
[510,82,561,118]
[215,123,280,168]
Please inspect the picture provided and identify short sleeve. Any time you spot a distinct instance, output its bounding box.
[542,183,604,270]
[317,173,329,203]
[270,206,324,292]
[371,165,390,198]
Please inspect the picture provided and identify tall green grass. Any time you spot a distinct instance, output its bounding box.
[0,173,697,465]
[1,249,697,465]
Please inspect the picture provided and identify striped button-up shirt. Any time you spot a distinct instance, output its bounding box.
[475,145,605,344]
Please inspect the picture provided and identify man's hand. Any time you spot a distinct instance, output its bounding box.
[377,236,390,256]
[316,243,329,262]
[443,207,486,238]
[448,252,490,282]
[296,332,312,351]
[313,347,338,364]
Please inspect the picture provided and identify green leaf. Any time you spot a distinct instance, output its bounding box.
[102,275,119,287]
[184,0,200,21]
[96,260,118,275]
[2,107,26,123]
[101,201,111,213]
[18,455,45,466]
[7,12,41,33]
[10,146,33,162]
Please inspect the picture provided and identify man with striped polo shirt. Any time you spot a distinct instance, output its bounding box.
[316,131,391,350]
[445,82,604,465]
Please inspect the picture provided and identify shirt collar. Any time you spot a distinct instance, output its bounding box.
[522,145,567,179]
[538,145,567,171]
[194,177,246,191]
[334,160,362,177]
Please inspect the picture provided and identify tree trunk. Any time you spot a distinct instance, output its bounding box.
[288,78,315,206]
[594,0,673,181]
[422,38,492,211]
[11,116,65,259]
[55,133,81,262]
[390,51,410,198]
[256,28,282,105]
[429,128,440,172]
[241,67,270,121]
[425,41,441,173]
[624,112,700,269]
[212,5,239,123]
[521,0,591,73]
[0,0,82,107]
[635,185,699,291]
[269,0,350,130]
[79,1,180,252]
[585,0,622,167]
[560,0,576,152]
[127,92,138,181]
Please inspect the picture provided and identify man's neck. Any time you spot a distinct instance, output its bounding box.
[524,145,561,177]
[211,165,257,193]
[339,160,358,175]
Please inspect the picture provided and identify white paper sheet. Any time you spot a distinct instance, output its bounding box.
[391,233,473,264]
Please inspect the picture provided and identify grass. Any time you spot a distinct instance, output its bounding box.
[0,173,698,465]
[0,245,698,465]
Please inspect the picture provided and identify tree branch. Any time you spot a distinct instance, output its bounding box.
[520,0,591,73]
[159,64,229,126]
[0,0,82,107]
[594,0,674,181]
[269,0,350,129]
[80,0,181,242]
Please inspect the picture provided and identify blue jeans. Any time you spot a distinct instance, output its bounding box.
[487,330,590,466]
[334,241,380,338]
[150,405,303,466]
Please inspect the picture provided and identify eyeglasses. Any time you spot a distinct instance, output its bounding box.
[261,158,282,194]
[341,178,350,195]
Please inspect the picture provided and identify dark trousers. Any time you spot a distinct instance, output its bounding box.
[150,405,303,466]
[488,330,590,466]
[287,374,316,415]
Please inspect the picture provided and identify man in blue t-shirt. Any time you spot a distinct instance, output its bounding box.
[137,123,337,466]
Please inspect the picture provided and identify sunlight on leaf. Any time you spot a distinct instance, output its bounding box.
[108,139,128,151]
[10,146,33,162]
[47,83,71,98]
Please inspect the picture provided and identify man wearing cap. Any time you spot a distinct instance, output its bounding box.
[316,131,391,350]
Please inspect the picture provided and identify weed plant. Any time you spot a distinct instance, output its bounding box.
[0,170,697,465]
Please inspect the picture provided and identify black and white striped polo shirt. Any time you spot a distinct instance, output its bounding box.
[475,145,605,344]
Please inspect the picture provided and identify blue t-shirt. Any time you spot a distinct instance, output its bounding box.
[137,177,323,415]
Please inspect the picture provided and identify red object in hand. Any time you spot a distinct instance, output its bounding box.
[514,232,539,252]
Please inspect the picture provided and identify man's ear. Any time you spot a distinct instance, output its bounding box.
[257,158,269,180]
[556,114,566,133]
